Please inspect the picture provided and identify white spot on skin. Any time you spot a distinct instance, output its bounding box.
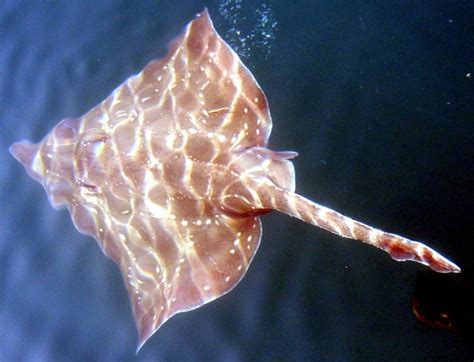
[247,235,252,242]
[196,220,202,226]
[230,249,235,254]
[225,276,230,282]
[205,219,212,225]
[203,285,210,291]
[200,80,210,91]
[157,75,162,81]
[237,265,243,271]
[181,220,189,227]
[233,239,240,246]
[244,107,248,114]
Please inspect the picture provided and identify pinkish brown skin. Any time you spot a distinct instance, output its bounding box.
[10,9,460,351]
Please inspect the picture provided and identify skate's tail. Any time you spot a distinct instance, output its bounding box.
[253,181,460,273]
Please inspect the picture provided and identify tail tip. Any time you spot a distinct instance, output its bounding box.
[431,257,461,274]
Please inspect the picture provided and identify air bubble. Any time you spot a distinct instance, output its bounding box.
[218,0,277,61]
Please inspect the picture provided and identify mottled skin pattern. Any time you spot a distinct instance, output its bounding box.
[10,9,460,351]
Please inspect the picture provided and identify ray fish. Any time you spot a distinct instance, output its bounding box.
[10,9,460,351]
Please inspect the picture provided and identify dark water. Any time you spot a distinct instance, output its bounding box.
[1,1,473,360]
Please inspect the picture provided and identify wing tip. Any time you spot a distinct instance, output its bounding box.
[135,320,162,354]
[10,140,42,181]
[10,140,35,163]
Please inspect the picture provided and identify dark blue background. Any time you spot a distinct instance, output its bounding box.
[1,1,472,360]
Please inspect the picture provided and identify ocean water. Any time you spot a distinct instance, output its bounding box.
[1,1,472,360]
